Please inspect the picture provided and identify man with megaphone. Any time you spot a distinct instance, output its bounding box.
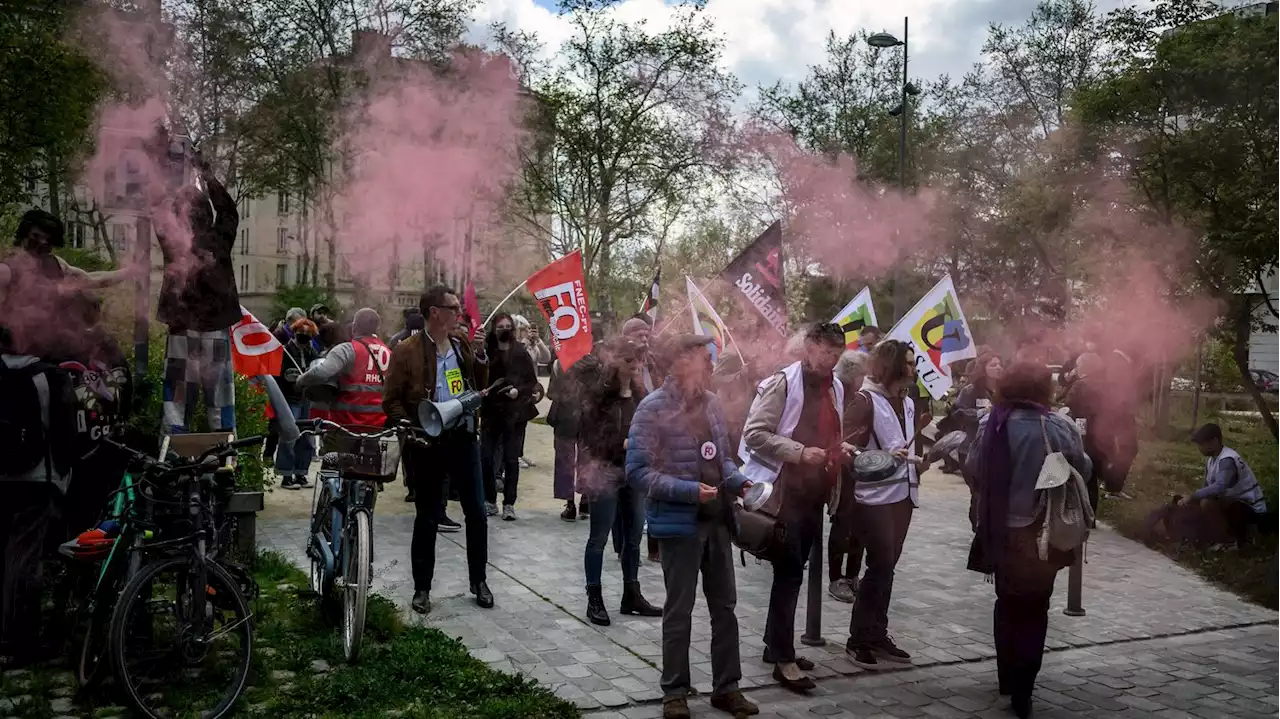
[383,285,492,616]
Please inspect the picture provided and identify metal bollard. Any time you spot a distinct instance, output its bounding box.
[1063,552,1086,616]
[800,529,827,646]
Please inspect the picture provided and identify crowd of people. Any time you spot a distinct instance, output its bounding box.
[0,163,1273,719]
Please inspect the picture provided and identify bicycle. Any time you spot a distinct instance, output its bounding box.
[57,464,153,688]
[300,418,410,662]
[93,435,262,719]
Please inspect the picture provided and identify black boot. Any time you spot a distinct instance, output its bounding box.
[620,582,662,617]
[586,585,610,626]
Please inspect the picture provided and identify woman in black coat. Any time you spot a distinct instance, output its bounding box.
[480,313,539,521]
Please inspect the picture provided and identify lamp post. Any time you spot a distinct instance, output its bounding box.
[868,18,920,323]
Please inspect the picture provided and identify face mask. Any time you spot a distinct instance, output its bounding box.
[496,329,513,342]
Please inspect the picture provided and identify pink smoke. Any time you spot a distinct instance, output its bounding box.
[328,49,529,291]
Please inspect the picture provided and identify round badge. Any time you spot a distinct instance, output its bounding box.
[700,441,717,460]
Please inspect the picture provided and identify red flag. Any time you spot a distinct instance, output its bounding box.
[230,306,284,377]
[526,250,593,369]
[462,282,482,340]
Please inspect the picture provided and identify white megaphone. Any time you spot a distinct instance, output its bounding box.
[417,391,484,437]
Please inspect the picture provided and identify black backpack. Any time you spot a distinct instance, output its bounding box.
[0,359,76,479]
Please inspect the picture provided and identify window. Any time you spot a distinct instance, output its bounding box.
[238,196,250,218]
[276,227,288,253]
[277,192,290,215]
[239,264,249,291]
[239,229,249,255]
[295,258,306,284]
[276,264,287,287]
[70,223,86,249]
[110,224,127,254]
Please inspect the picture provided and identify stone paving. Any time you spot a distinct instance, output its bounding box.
[257,422,1278,716]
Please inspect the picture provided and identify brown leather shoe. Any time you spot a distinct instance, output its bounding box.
[662,695,692,719]
[710,689,760,716]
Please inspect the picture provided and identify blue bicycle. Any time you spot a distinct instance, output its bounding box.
[301,419,411,662]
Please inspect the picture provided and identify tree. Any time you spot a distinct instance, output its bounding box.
[928,0,1111,322]
[0,0,105,214]
[1076,0,1279,435]
[507,2,740,311]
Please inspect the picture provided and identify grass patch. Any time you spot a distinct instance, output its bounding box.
[7,552,580,719]
[1100,409,1279,609]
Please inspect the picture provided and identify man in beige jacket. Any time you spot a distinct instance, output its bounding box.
[738,322,847,691]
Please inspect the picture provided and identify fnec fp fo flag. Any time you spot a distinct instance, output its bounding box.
[720,221,787,337]
[231,306,284,377]
[831,287,878,351]
[886,275,978,400]
[527,250,594,370]
[686,276,731,364]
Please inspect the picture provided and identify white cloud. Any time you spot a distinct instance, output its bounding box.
[470,0,996,94]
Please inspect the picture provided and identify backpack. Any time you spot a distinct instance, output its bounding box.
[0,358,75,480]
[1033,415,1095,559]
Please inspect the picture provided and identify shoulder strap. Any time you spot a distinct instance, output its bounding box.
[857,389,884,450]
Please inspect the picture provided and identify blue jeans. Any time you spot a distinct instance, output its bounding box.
[274,401,314,477]
[585,482,644,586]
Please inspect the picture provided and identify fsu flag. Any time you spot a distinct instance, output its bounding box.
[230,306,284,377]
[527,250,594,369]
[641,268,660,321]
[831,287,879,350]
[886,275,978,400]
[462,282,482,340]
[720,221,788,337]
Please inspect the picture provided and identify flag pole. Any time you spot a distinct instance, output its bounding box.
[655,279,714,337]
[483,280,528,328]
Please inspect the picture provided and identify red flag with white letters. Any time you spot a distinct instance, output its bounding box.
[230,306,284,377]
[526,251,593,369]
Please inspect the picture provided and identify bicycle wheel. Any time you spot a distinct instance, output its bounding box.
[341,510,370,663]
[76,603,112,688]
[108,558,253,719]
[308,481,334,599]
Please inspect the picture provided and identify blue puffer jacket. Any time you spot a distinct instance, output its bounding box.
[626,378,749,538]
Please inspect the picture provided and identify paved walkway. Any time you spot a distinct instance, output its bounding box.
[257,422,1277,716]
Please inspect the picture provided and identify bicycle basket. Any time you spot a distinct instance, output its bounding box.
[322,429,401,481]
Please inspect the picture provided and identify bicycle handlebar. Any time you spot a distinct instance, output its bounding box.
[296,418,427,441]
[102,435,264,475]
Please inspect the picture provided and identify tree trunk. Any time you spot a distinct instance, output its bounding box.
[1232,297,1278,438]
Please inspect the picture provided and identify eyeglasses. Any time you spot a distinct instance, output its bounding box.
[432,304,462,312]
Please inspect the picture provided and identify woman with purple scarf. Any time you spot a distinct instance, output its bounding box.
[963,361,1091,719]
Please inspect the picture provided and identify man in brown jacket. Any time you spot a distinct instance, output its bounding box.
[384,284,490,615]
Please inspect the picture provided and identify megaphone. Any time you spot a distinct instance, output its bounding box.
[418,391,484,437]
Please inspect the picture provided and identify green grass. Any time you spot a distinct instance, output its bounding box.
[6,553,580,719]
[1099,408,1279,609]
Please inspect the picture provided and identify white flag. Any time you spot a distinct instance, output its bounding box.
[886,275,978,400]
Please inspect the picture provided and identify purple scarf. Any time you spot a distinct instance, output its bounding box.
[973,400,1048,573]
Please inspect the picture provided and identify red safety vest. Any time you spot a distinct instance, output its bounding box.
[312,337,389,429]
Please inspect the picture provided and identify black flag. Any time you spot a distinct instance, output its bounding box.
[719,221,787,337]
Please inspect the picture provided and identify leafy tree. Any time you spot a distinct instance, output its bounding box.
[507,1,741,311]
[928,0,1111,323]
[0,0,106,213]
[270,284,342,325]
[1076,0,1279,435]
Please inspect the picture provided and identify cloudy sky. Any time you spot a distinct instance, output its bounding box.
[467,0,1143,94]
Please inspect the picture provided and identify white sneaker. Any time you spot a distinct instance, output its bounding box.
[518,457,534,469]
[502,505,517,521]
[485,502,499,517]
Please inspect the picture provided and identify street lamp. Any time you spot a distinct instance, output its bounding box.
[867,18,919,323]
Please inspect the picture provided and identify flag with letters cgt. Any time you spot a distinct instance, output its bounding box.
[526,250,594,370]
[719,221,788,337]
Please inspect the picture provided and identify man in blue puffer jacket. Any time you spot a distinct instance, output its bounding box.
[627,334,758,719]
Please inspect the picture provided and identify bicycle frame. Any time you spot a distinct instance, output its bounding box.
[311,468,377,585]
